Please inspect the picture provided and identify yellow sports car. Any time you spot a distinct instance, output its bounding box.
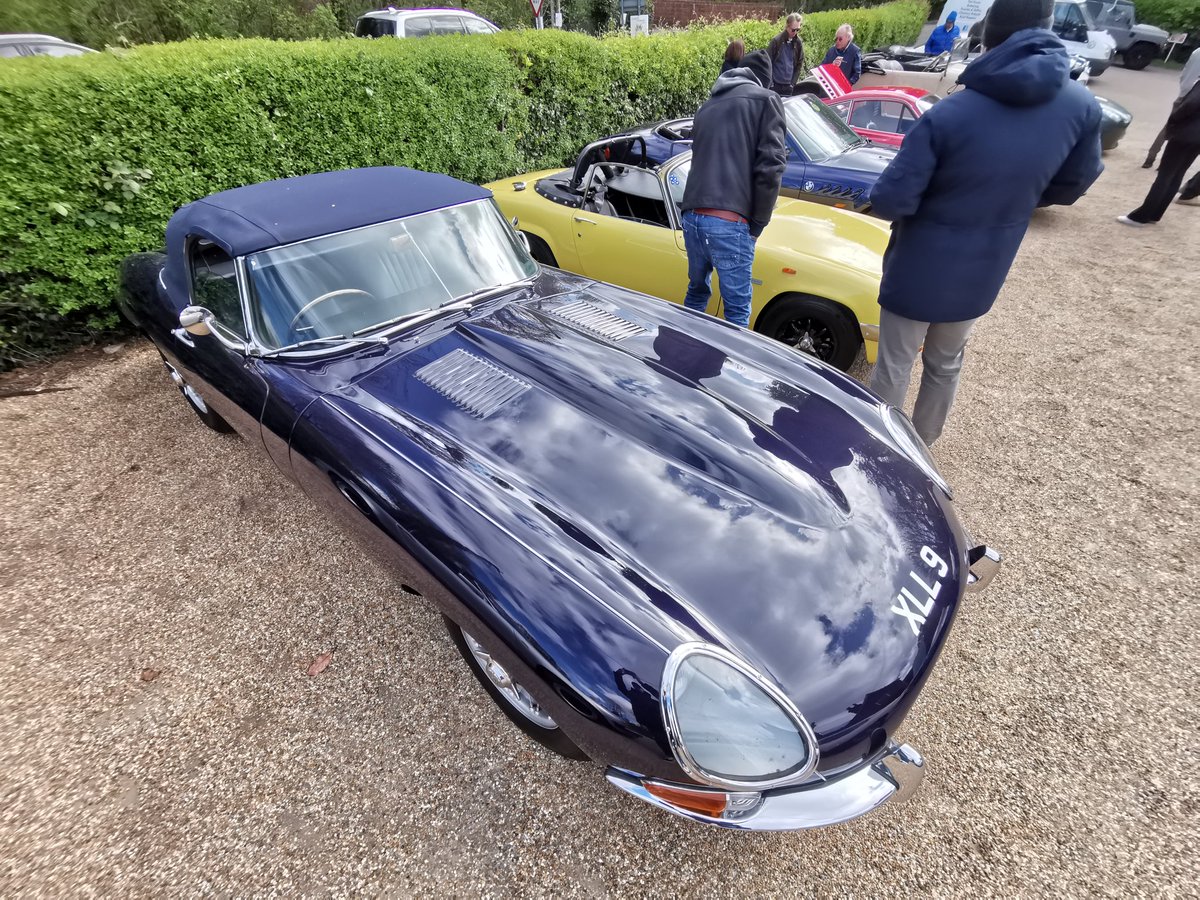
[485,136,889,370]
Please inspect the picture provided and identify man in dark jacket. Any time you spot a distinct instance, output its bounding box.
[868,0,1103,445]
[1119,79,1200,224]
[680,49,787,328]
[822,24,862,85]
[767,13,805,96]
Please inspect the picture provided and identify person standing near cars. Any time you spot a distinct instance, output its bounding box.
[721,39,746,75]
[680,50,787,328]
[822,24,862,85]
[924,10,961,55]
[768,13,805,96]
[868,0,1103,445]
[1118,78,1200,224]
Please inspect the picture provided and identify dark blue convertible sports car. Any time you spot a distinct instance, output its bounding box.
[631,93,898,214]
[118,167,1001,831]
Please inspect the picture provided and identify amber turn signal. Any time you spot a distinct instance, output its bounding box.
[781,267,797,275]
[643,781,729,817]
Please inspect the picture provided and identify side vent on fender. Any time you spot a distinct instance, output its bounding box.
[546,299,647,342]
[415,349,530,418]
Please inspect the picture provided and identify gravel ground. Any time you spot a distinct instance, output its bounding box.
[2,64,1198,897]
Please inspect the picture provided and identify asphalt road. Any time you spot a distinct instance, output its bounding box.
[1,64,1197,896]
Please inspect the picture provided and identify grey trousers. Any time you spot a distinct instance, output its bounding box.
[869,308,979,446]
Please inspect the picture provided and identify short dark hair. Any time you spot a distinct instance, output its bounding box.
[724,39,745,64]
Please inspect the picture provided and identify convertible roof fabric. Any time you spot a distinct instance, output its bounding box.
[163,167,491,310]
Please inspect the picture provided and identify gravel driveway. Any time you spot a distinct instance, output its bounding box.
[2,64,1197,897]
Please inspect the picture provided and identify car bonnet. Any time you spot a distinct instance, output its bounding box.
[316,278,968,764]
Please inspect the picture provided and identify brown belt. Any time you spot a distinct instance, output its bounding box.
[693,207,748,224]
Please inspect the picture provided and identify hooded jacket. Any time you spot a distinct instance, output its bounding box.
[869,29,1103,323]
[925,20,961,54]
[681,57,787,237]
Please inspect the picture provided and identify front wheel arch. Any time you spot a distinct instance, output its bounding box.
[753,292,863,371]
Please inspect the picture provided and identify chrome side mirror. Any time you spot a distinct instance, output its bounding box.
[179,305,213,336]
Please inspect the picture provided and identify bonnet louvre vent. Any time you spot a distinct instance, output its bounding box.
[415,349,529,418]
[548,299,647,342]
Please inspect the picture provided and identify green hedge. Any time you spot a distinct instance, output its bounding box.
[1133,0,1200,35]
[0,1,927,367]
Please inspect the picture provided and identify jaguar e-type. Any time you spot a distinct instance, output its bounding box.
[117,167,1001,831]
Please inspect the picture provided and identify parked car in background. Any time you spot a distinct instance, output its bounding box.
[811,64,938,148]
[0,33,94,58]
[814,62,1129,152]
[117,165,1002,832]
[630,95,897,215]
[354,6,499,38]
[1084,0,1168,69]
[1052,0,1117,74]
[488,135,891,370]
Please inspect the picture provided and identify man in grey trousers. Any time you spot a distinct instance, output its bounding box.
[867,0,1102,445]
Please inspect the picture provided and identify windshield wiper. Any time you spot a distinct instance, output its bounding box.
[352,285,515,338]
[256,334,389,358]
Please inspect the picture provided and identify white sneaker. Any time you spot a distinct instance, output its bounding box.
[1116,215,1151,227]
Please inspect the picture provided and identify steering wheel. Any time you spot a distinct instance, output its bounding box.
[288,288,376,332]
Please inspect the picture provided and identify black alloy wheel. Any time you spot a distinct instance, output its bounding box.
[1122,42,1156,70]
[756,295,861,371]
[443,616,588,759]
[523,232,558,267]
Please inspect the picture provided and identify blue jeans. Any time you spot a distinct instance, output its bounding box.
[681,210,755,328]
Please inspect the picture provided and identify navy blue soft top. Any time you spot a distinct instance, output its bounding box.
[163,167,489,306]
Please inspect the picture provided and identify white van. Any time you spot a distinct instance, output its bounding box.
[1052,0,1117,74]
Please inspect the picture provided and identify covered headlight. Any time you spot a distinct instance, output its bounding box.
[661,643,819,790]
[882,405,953,498]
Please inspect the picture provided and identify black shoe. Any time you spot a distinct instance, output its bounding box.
[1141,159,1155,169]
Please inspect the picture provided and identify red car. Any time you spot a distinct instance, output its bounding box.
[812,64,938,148]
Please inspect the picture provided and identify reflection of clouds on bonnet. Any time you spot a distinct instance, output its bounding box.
[342,310,951,739]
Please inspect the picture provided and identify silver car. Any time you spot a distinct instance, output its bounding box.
[354,6,500,38]
[0,33,94,58]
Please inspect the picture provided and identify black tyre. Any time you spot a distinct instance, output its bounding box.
[755,295,861,371]
[1122,42,1156,70]
[158,352,234,433]
[523,233,558,267]
[443,616,588,759]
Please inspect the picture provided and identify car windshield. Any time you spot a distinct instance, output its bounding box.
[783,94,863,161]
[244,199,536,351]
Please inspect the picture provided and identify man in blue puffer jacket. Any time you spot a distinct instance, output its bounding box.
[868,0,1103,445]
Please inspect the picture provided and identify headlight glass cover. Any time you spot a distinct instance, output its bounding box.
[883,405,953,498]
[661,643,819,789]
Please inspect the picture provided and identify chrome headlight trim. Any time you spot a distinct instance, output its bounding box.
[882,404,953,499]
[660,642,820,791]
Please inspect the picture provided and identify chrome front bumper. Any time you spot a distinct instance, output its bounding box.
[605,741,924,831]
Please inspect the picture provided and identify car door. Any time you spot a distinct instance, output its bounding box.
[1052,2,1091,53]
[168,239,270,449]
[570,163,689,305]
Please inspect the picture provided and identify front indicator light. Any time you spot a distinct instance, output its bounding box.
[644,782,731,817]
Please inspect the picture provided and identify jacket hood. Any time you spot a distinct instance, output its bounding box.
[958,28,1070,106]
[714,48,772,96]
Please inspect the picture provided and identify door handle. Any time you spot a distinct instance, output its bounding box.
[171,327,195,348]
[573,216,597,225]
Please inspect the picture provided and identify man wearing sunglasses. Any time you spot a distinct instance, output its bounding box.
[767,13,805,96]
